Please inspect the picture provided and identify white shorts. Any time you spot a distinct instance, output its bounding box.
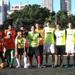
[44,44,55,54]
[66,44,75,53]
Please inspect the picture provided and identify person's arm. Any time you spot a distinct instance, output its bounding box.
[15,37,18,56]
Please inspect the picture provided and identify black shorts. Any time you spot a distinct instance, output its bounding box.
[55,45,65,55]
[29,47,40,57]
[0,52,5,62]
[18,48,24,55]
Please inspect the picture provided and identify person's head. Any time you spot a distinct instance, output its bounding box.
[55,23,61,30]
[31,26,35,32]
[35,23,40,29]
[17,30,23,38]
[7,31,12,38]
[67,22,72,29]
[20,26,24,31]
[46,21,51,27]
[8,25,12,30]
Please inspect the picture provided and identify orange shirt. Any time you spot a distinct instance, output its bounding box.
[4,37,15,50]
[38,37,44,46]
[35,29,44,38]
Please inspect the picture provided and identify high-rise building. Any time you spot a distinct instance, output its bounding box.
[0,0,10,25]
[60,0,71,15]
[43,0,53,12]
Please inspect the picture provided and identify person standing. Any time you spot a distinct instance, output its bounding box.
[35,23,44,65]
[54,24,66,67]
[28,26,41,68]
[66,22,75,68]
[4,31,15,68]
[15,30,29,68]
[43,21,55,67]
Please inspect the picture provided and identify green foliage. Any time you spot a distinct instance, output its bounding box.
[9,4,50,28]
[3,5,75,29]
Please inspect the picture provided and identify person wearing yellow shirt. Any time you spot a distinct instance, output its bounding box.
[35,23,44,65]
[15,30,29,68]
[66,22,75,68]
[43,21,55,67]
[54,24,66,67]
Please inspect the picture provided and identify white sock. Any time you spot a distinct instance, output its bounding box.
[24,57,27,68]
[16,58,20,67]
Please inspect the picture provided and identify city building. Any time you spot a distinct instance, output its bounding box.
[0,0,10,25]
[60,0,71,15]
[43,0,53,12]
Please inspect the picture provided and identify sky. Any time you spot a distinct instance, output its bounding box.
[10,0,75,15]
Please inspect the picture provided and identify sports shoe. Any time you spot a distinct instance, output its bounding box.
[16,65,20,68]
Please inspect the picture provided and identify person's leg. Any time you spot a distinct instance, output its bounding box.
[16,49,21,68]
[59,46,65,67]
[0,52,6,68]
[54,54,58,66]
[39,45,43,65]
[66,53,70,67]
[10,49,15,67]
[54,46,59,67]
[6,50,11,67]
[16,54,21,68]
[35,47,41,68]
[72,53,75,67]
[60,54,64,67]
[24,51,29,68]
[37,55,41,68]
[51,54,55,66]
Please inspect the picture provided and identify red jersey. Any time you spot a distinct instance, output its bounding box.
[0,39,4,52]
[4,37,15,50]
[4,28,16,40]
[0,31,3,37]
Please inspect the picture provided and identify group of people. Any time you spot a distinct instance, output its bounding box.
[0,21,75,69]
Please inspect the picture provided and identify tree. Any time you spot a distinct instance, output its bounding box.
[9,4,50,29]
[56,11,68,28]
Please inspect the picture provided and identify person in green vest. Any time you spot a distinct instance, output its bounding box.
[28,26,41,68]
[43,21,55,67]
[54,23,66,67]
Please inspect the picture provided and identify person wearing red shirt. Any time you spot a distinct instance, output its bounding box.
[4,31,15,68]
[4,25,16,40]
[0,31,6,68]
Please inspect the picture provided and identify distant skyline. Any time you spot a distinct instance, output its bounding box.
[10,0,75,15]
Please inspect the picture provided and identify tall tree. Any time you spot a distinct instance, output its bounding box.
[9,5,50,28]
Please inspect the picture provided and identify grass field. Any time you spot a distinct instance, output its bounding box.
[0,55,75,75]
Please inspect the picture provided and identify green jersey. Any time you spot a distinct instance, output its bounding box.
[44,27,55,44]
[28,31,39,47]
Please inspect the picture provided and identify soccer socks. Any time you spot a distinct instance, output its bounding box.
[16,58,20,68]
[11,50,14,66]
[37,56,41,65]
[24,56,28,68]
